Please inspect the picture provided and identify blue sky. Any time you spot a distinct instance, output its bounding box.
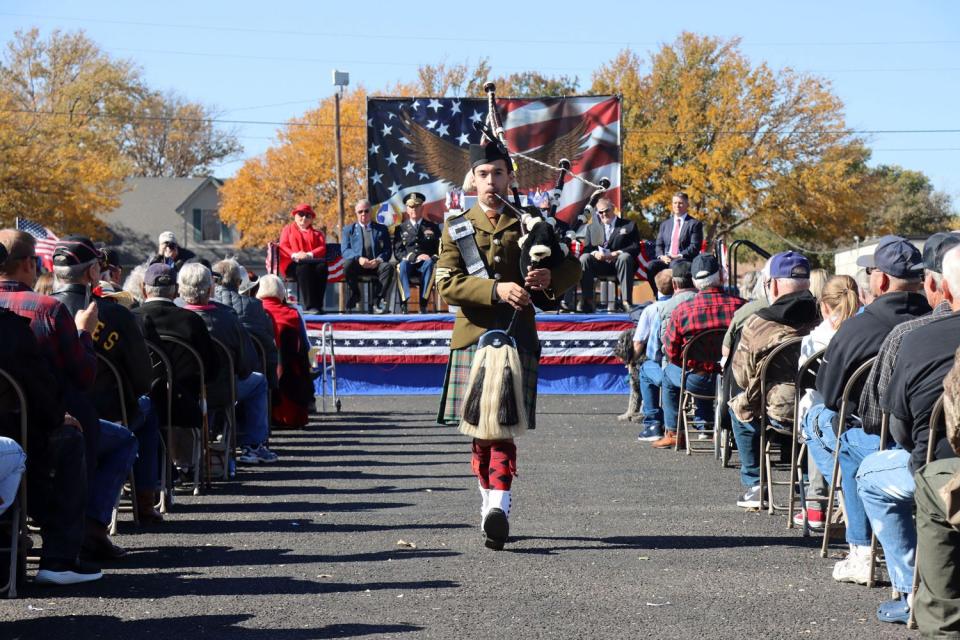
[2,0,958,203]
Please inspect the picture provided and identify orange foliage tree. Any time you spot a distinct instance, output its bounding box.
[219,87,368,246]
[592,33,882,247]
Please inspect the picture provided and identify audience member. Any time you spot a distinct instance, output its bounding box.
[722,259,771,359]
[212,259,279,390]
[178,263,277,465]
[857,244,960,624]
[794,275,860,528]
[393,192,441,313]
[806,235,929,588]
[149,231,196,272]
[278,204,328,314]
[728,252,818,508]
[577,198,641,312]
[634,268,674,441]
[342,199,394,313]
[121,265,148,307]
[855,267,874,307]
[655,254,744,449]
[257,274,315,428]
[34,272,54,296]
[809,268,828,301]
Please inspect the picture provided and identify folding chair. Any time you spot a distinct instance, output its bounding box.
[207,337,237,482]
[820,356,878,557]
[158,335,211,495]
[316,322,340,413]
[866,410,891,588]
[95,353,140,534]
[144,340,174,513]
[906,394,945,629]
[250,336,272,428]
[756,337,803,515]
[675,327,726,454]
[0,367,27,598]
[788,347,827,534]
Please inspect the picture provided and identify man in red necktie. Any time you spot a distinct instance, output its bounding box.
[655,192,704,265]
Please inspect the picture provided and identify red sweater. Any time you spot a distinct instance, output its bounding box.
[278,222,326,275]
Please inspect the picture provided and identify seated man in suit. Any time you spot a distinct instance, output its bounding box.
[342,199,394,313]
[393,192,441,313]
[655,191,704,265]
[577,198,641,312]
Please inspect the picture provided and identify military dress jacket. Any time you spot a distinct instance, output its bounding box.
[393,219,441,262]
[436,204,582,352]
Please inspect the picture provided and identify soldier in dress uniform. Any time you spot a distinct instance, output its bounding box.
[393,192,441,313]
[436,142,581,549]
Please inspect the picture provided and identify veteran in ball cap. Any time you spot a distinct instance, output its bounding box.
[393,192,441,313]
[436,142,581,550]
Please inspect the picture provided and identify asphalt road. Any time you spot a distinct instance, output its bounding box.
[4,395,912,639]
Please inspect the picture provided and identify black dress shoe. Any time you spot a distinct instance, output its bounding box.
[580,302,596,314]
[482,509,509,551]
[399,302,408,314]
[82,522,127,560]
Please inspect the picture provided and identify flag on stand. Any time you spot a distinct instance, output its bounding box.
[366,96,621,224]
[15,218,58,271]
[326,243,345,283]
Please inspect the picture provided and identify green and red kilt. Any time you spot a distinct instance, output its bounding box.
[437,344,539,430]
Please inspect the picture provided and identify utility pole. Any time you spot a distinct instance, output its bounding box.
[332,70,349,312]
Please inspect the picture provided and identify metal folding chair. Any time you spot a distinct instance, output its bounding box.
[208,337,237,482]
[158,335,211,495]
[0,367,27,598]
[788,347,827,534]
[674,327,726,454]
[144,340,174,513]
[906,394,945,629]
[95,353,140,534]
[757,337,803,514]
[316,322,340,413]
[866,410,891,587]
[820,356,878,557]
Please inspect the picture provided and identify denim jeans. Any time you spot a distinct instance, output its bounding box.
[662,362,714,433]
[0,437,25,517]
[638,360,664,429]
[857,448,916,594]
[236,372,269,447]
[802,408,877,546]
[729,410,790,488]
[130,395,161,492]
[798,404,830,501]
[87,419,138,526]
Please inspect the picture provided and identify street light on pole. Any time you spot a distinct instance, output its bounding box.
[332,69,349,312]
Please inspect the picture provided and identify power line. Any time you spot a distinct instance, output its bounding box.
[4,12,960,48]
[3,107,960,136]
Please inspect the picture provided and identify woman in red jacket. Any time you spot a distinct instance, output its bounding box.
[279,203,327,313]
[257,274,315,428]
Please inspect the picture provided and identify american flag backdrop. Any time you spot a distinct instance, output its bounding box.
[15,218,58,270]
[366,96,621,224]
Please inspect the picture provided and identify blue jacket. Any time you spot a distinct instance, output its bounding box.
[342,221,391,262]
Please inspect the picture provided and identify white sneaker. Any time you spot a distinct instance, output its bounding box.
[35,560,103,585]
[832,545,872,585]
[736,485,762,509]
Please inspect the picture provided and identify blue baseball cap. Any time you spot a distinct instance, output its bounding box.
[691,253,720,279]
[922,232,960,274]
[856,235,923,279]
[769,251,811,279]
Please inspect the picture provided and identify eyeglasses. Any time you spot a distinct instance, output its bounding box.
[865,267,875,275]
[596,208,611,215]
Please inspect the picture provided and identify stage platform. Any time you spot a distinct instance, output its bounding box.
[305,312,633,396]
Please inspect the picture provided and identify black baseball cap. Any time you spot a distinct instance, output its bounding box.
[52,236,100,267]
[922,233,960,274]
[692,254,720,279]
[856,235,923,278]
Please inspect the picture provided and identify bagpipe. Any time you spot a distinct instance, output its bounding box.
[458,82,612,440]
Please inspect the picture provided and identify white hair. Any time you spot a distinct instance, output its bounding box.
[53,259,97,285]
[177,262,213,304]
[123,264,148,302]
[255,274,287,302]
[212,258,242,287]
[693,272,722,290]
[942,246,960,298]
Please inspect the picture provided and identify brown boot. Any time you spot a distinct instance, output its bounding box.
[136,490,163,525]
[82,519,126,560]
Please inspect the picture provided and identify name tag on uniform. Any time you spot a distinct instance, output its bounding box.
[448,217,476,241]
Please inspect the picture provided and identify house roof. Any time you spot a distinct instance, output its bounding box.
[101,177,264,271]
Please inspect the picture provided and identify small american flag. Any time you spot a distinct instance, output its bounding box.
[15,218,58,270]
[326,243,345,283]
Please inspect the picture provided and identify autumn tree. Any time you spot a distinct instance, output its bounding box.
[593,34,882,245]
[411,60,580,98]
[867,165,956,236]
[219,87,368,247]
[0,28,142,236]
[119,89,242,177]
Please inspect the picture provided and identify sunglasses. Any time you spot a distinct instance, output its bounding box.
[597,208,612,215]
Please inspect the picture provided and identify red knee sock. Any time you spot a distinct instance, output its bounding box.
[488,441,517,491]
[471,440,491,489]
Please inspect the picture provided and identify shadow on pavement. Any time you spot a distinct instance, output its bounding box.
[506,533,822,555]
[8,614,423,639]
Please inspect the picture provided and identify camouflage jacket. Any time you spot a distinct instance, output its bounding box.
[730,291,819,424]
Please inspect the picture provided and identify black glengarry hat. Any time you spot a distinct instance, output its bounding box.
[469,143,512,170]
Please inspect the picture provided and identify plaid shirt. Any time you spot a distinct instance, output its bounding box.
[664,287,745,374]
[857,300,952,434]
[0,280,97,390]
